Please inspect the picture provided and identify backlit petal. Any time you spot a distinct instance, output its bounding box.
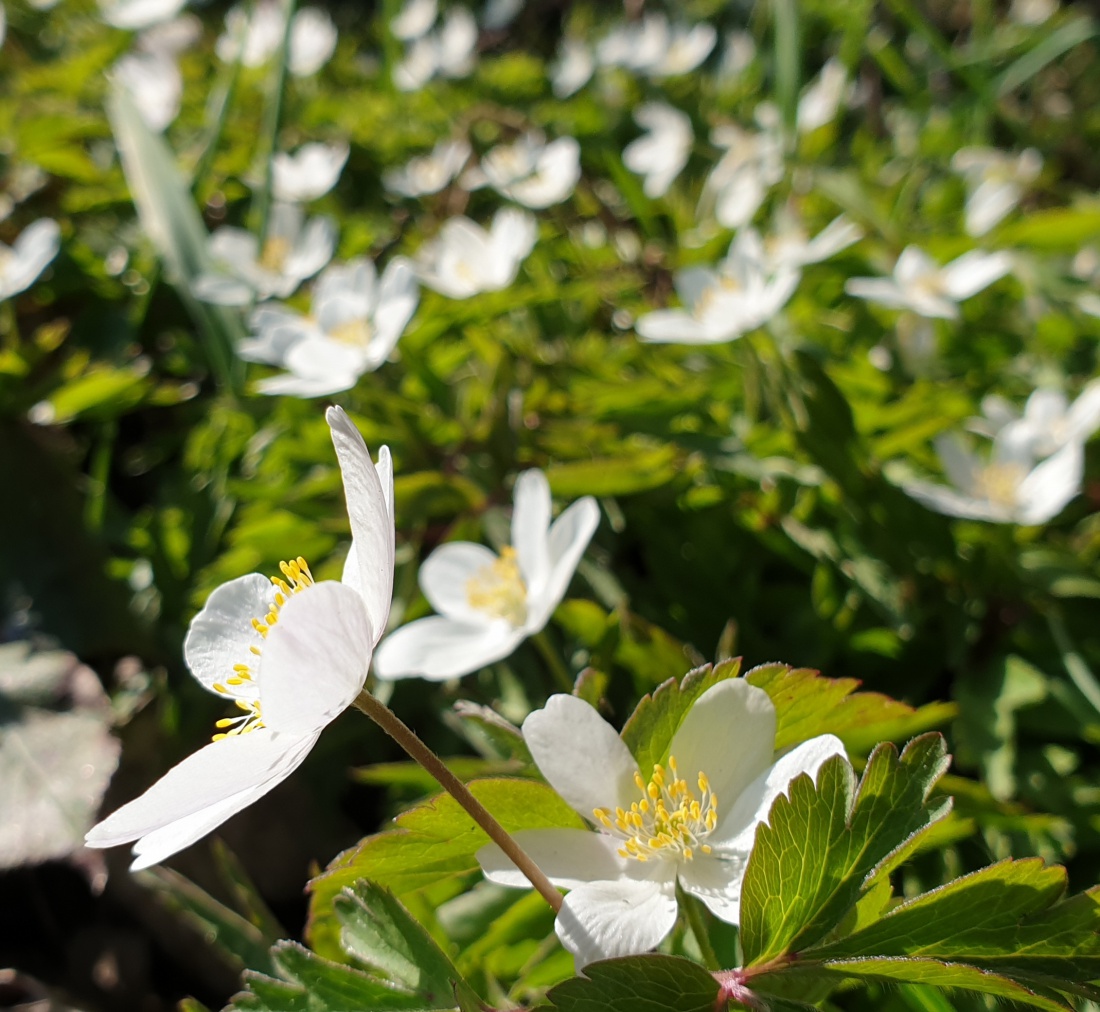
[677,849,750,923]
[373,616,522,681]
[184,573,273,698]
[419,542,500,622]
[556,878,678,966]
[512,469,552,599]
[477,827,631,890]
[526,495,599,632]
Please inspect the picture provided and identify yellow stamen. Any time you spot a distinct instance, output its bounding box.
[465,546,528,625]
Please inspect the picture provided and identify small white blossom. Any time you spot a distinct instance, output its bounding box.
[393,7,477,90]
[761,210,862,272]
[473,133,581,209]
[383,139,471,198]
[636,230,800,345]
[99,0,186,31]
[952,147,1042,237]
[598,14,715,79]
[415,207,537,299]
[86,408,394,870]
[699,125,784,229]
[797,58,849,133]
[551,37,594,98]
[972,382,1100,459]
[846,246,1012,320]
[289,7,337,76]
[374,470,598,681]
[622,103,693,199]
[272,142,349,203]
[240,257,419,397]
[717,30,756,81]
[216,1,335,76]
[477,681,844,966]
[193,201,336,306]
[112,51,182,131]
[391,0,436,39]
[0,219,61,301]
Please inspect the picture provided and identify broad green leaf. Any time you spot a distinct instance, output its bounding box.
[546,956,720,1012]
[544,443,682,497]
[335,882,481,1012]
[620,659,742,776]
[741,735,952,965]
[998,207,1100,250]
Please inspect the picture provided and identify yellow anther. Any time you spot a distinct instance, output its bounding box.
[701,844,713,855]
[465,546,528,625]
[634,771,646,792]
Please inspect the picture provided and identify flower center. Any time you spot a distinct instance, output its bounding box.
[694,276,741,318]
[593,755,718,863]
[975,462,1026,508]
[210,557,314,740]
[329,317,373,348]
[465,546,527,625]
[259,235,292,273]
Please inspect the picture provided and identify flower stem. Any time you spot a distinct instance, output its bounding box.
[352,688,563,914]
[531,630,575,694]
[678,885,720,971]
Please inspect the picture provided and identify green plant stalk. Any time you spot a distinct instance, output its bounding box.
[352,688,564,914]
[772,0,800,141]
[252,0,297,244]
[678,884,720,971]
[532,629,575,694]
[191,54,243,193]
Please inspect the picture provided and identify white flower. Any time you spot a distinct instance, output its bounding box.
[85,407,395,870]
[797,58,848,133]
[551,37,593,98]
[272,142,349,203]
[622,103,692,199]
[135,13,201,55]
[699,125,784,229]
[972,382,1100,459]
[474,133,581,209]
[846,246,1012,320]
[717,30,755,82]
[1009,0,1056,25]
[113,51,182,131]
[216,1,335,76]
[193,201,336,306]
[0,218,61,301]
[373,469,598,681]
[240,256,419,396]
[952,147,1041,237]
[761,211,862,272]
[383,139,471,198]
[391,0,437,40]
[477,681,845,966]
[899,430,1083,525]
[99,0,186,31]
[289,7,337,77]
[636,230,800,345]
[598,14,715,79]
[415,207,537,299]
[393,7,477,91]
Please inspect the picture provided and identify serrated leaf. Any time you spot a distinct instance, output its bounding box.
[335,882,481,1011]
[620,659,742,775]
[546,956,720,1012]
[741,735,952,966]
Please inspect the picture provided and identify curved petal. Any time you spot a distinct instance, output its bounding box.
[556,878,678,966]
[283,335,369,386]
[326,406,394,642]
[85,728,314,847]
[527,496,599,632]
[419,542,500,622]
[184,573,274,698]
[259,581,373,733]
[668,679,776,821]
[511,469,552,599]
[635,309,716,344]
[677,849,750,924]
[255,370,356,397]
[709,734,846,850]
[477,827,631,890]
[523,694,639,818]
[940,250,1012,301]
[372,616,522,681]
[1016,442,1082,525]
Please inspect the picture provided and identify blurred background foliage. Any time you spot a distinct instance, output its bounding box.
[3,0,1100,1008]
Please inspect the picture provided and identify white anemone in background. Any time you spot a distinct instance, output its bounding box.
[240,256,419,396]
[636,230,800,345]
[951,147,1042,237]
[898,429,1083,525]
[598,14,715,79]
[477,681,845,966]
[551,37,594,98]
[797,57,848,133]
[383,139,471,198]
[391,0,437,39]
[972,381,1100,459]
[717,30,756,82]
[762,210,863,272]
[113,51,182,131]
[622,103,693,199]
[0,219,61,301]
[216,1,335,76]
[699,125,784,230]
[99,0,186,31]
[374,469,598,681]
[272,142,350,203]
[85,407,395,870]
[472,133,581,209]
[193,201,336,306]
[393,7,477,91]
[846,246,1012,320]
[415,207,537,299]
[289,7,337,76]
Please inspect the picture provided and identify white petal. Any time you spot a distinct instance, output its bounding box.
[326,406,394,642]
[677,849,750,923]
[184,573,274,698]
[901,477,1010,522]
[523,694,639,818]
[844,277,909,309]
[934,433,980,493]
[477,827,631,890]
[709,734,846,850]
[512,469,552,599]
[668,680,776,820]
[255,370,355,397]
[1016,442,1083,525]
[556,878,678,966]
[635,310,719,344]
[419,542,500,622]
[86,729,314,847]
[527,496,599,632]
[940,250,1012,300]
[372,616,522,681]
[1066,380,1100,443]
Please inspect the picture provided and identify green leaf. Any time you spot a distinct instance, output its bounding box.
[335,882,481,1012]
[741,735,952,966]
[546,956,720,1012]
[620,659,742,776]
[544,443,682,497]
